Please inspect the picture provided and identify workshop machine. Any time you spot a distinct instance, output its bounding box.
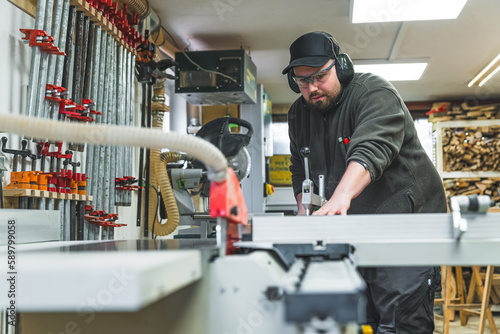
[175,49,257,105]
[161,116,254,239]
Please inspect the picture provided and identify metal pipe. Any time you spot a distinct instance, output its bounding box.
[51,0,70,120]
[78,20,94,240]
[111,43,118,212]
[0,176,4,209]
[115,46,124,207]
[47,145,55,211]
[25,0,47,119]
[30,0,52,182]
[129,55,136,207]
[124,51,131,206]
[66,10,85,238]
[71,16,90,152]
[118,50,128,208]
[121,46,127,208]
[108,42,117,220]
[50,4,68,214]
[39,0,62,209]
[143,82,153,238]
[97,34,113,229]
[122,46,127,208]
[101,39,112,216]
[57,197,64,240]
[136,82,146,227]
[102,36,116,241]
[85,25,101,199]
[72,11,84,103]
[77,201,84,240]
[120,48,128,207]
[87,26,102,240]
[82,21,94,100]
[44,0,64,120]
[61,6,76,112]
[64,194,71,240]
[91,30,108,225]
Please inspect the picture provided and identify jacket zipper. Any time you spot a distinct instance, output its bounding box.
[323,116,331,191]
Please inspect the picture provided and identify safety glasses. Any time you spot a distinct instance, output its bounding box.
[292,61,335,88]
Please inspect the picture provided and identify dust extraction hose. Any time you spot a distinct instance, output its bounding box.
[149,152,184,236]
[0,114,228,182]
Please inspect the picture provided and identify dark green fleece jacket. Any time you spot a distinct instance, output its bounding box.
[288,72,447,214]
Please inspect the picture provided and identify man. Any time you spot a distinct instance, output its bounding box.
[283,31,447,333]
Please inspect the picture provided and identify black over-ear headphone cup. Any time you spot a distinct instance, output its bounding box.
[287,71,301,93]
[336,53,354,86]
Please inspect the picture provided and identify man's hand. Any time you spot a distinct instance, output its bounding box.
[312,192,351,215]
[312,161,371,216]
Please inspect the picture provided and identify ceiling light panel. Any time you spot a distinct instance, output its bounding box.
[351,0,468,23]
[354,63,428,81]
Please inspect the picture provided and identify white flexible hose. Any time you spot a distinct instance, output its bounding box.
[0,114,228,181]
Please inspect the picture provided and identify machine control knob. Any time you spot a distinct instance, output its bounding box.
[230,206,238,216]
[300,147,310,158]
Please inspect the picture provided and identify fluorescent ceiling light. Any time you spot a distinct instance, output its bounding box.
[351,0,468,23]
[468,52,500,87]
[478,65,500,87]
[354,63,427,81]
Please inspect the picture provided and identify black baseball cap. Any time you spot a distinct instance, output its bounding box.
[282,31,337,75]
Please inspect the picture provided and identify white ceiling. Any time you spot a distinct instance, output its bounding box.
[148,0,500,106]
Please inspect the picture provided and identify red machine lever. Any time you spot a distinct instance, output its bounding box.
[209,168,248,255]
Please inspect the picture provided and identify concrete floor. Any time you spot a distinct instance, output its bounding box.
[434,313,500,333]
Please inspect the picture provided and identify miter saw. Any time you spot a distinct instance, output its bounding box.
[195,116,253,182]
[159,117,253,238]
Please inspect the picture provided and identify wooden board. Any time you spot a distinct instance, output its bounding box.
[3,188,93,202]
[8,0,36,18]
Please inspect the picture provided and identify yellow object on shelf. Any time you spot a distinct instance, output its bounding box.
[265,183,274,196]
[269,155,292,186]
[361,325,373,334]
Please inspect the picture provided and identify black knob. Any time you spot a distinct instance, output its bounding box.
[300,147,310,157]
[230,206,238,216]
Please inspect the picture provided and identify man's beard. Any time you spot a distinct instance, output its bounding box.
[306,91,340,114]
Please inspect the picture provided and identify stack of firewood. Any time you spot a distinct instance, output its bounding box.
[428,102,500,122]
[443,178,500,203]
[442,126,500,171]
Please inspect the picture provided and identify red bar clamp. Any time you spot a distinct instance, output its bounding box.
[45,84,67,102]
[58,100,95,122]
[20,29,66,55]
[115,176,141,191]
[82,98,102,115]
[46,142,63,158]
[85,209,122,227]
[101,221,127,228]
[129,12,138,26]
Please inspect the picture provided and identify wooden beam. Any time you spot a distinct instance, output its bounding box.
[8,0,37,18]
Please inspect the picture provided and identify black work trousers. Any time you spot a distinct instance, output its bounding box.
[359,266,438,334]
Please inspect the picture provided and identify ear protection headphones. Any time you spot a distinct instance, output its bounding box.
[287,33,354,94]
